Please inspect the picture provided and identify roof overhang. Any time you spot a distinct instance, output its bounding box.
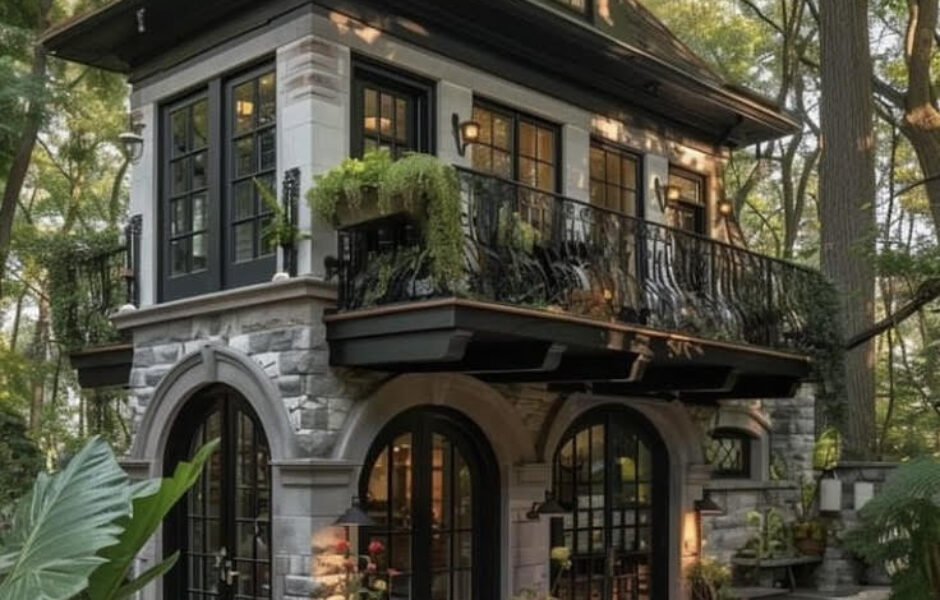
[43,0,799,147]
[325,298,812,404]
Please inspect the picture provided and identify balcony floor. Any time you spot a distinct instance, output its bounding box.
[324,297,812,403]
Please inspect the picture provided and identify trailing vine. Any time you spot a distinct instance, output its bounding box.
[797,271,847,432]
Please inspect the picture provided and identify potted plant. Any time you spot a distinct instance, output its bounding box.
[308,149,395,228]
[510,545,572,600]
[791,478,827,556]
[688,556,732,600]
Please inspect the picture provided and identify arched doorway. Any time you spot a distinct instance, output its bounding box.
[163,385,272,600]
[359,406,500,600]
[552,405,669,600]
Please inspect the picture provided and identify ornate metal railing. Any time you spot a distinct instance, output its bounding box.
[336,168,824,352]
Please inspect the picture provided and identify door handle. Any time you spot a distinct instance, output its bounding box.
[221,558,240,586]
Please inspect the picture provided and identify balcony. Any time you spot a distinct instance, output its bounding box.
[65,218,140,389]
[325,168,822,401]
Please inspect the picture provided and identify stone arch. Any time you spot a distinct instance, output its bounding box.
[332,372,537,468]
[130,344,299,467]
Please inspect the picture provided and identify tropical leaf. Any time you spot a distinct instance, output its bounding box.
[0,436,133,600]
[111,552,179,600]
[85,438,220,600]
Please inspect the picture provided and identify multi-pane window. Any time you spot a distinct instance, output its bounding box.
[590,142,640,216]
[471,102,558,192]
[352,60,432,158]
[667,169,706,235]
[230,71,277,265]
[168,99,210,276]
[705,432,752,479]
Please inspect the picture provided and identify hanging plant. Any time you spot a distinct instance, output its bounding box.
[307,149,393,226]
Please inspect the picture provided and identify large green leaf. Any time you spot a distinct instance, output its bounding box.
[86,438,220,600]
[0,436,134,600]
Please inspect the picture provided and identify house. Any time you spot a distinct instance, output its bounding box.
[44,0,826,598]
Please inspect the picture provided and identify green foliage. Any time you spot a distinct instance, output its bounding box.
[255,177,307,249]
[844,458,940,600]
[813,427,842,471]
[738,507,792,559]
[0,435,218,600]
[688,556,732,600]
[0,436,136,600]
[307,149,393,223]
[798,272,847,431]
[0,405,43,513]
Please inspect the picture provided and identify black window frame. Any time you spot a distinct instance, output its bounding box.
[471,98,562,193]
[350,56,436,159]
[159,59,277,302]
[705,430,753,479]
[589,138,644,218]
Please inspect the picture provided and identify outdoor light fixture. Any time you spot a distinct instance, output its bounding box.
[527,490,568,520]
[119,113,145,165]
[654,177,681,212]
[717,200,734,217]
[452,112,480,157]
[694,493,724,516]
[333,496,376,527]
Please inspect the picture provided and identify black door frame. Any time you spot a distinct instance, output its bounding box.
[359,406,501,600]
[552,404,670,600]
[163,385,272,600]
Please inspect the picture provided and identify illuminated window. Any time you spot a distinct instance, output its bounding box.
[471,101,559,192]
[590,142,641,216]
[352,59,433,158]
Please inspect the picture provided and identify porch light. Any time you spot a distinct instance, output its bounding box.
[119,114,145,165]
[334,496,376,527]
[717,200,734,217]
[694,493,724,516]
[452,112,480,157]
[526,490,568,520]
[653,177,681,212]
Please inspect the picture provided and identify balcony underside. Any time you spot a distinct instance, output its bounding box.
[70,343,134,389]
[325,298,812,403]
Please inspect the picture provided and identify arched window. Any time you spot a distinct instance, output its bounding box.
[360,407,499,600]
[552,406,669,600]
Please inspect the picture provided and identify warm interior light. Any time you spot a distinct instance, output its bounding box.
[718,200,733,217]
[364,116,392,132]
[665,185,682,203]
[459,120,480,144]
[236,100,255,118]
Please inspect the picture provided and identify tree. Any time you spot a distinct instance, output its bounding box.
[818,0,878,458]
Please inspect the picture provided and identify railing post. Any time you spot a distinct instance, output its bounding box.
[282,168,301,277]
[124,214,142,307]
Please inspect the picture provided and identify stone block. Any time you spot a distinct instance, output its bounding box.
[285,574,320,596]
[278,375,303,397]
[280,350,328,375]
[133,347,156,369]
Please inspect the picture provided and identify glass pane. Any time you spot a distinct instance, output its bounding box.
[537,127,554,161]
[391,433,412,530]
[171,109,188,156]
[233,180,254,220]
[258,73,276,126]
[432,434,449,530]
[537,163,554,192]
[380,93,393,135]
[234,222,254,262]
[364,88,378,132]
[170,199,187,235]
[260,216,276,256]
[192,151,207,190]
[259,128,276,171]
[367,447,389,526]
[622,157,637,189]
[606,153,621,186]
[474,107,491,145]
[234,81,255,135]
[395,97,408,142]
[590,147,605,180]
[171,158,188,196]
[431,571,449,600]
[192,234,207,272]
[192,100,208,149]
[455,451,472,528]
[192,193,207,231]
[519,121,536,158]
[493,151,512,179]
[171,239,187,275]
[519,157,536,187]
[235,136,255,178]
[493,115,510,150]
[471,147,491,173]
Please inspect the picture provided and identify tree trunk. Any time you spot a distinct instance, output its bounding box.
[28,295,49,431]
[0,0,52,298]
[819,0,877,459]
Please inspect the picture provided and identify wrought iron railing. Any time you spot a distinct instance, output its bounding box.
[59,218,141,351]
[336,168,824,353]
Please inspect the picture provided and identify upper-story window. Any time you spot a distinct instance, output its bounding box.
[351,58,434,158]
[705,431,752,479]
[160,62,276,301]
[471,101,559,192]
[589,141,641,217]
[667,168,706,235]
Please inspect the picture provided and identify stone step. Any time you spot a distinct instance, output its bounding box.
[729,587,790,600]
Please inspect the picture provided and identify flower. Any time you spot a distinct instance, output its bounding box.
[366,561,377,572]
[550,546,571,564]
[343,558,356,571]
[373,579,388,591]
[335,538,350,554]
[368,539,386,556]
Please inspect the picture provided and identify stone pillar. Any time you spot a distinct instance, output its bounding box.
[763,383,816,479]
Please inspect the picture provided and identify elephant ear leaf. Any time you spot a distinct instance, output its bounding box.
[0,436,133,600]
[86,438,220,600]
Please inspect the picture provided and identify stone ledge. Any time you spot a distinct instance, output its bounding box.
[273,458,358,487]
[705,479,798,492]
[113,276,337,331]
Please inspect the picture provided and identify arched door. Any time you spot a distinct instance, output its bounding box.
[164,385,272,600]
[552,406,669,600]
[360,407,500,600]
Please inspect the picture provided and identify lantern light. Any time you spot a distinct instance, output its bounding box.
[452,113,481,157]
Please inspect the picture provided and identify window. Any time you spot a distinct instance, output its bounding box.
[352,59,434,158]
[667,168,706,235]
[471,101,559,192]
[160,62,277,301]
[590,142,641,216]
[705,431,752,479]
[360,407,499,600]
[552,406,669,600]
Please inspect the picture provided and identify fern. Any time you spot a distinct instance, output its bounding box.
[843,458,940,600]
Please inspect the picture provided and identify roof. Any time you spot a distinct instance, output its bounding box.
[42,0,799,145]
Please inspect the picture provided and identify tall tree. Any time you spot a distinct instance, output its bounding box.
[819,0,877,458]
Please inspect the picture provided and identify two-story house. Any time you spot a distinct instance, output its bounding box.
[45,1,824,599]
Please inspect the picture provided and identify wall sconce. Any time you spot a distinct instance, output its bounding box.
[119,113,145,165]
[717,200,734,218]
[653,176,681,212]
[333,496,376,527]
[452,112,480,157]
[526,490,568,520]
[694,492,724,516]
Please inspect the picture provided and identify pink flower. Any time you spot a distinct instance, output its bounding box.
[335,539,350,554]
[368,539,386,556]
[366,561,377,572]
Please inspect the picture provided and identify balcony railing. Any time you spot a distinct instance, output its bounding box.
[336,168,825,354]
